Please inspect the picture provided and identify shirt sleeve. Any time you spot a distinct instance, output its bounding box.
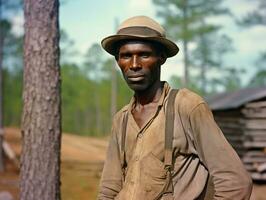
[188,103,253,200]
[98,123,123,199]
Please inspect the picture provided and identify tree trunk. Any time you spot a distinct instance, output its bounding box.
[20,0,61,200]
[200,35,207,95]
[95,91,101,135]
[182,0,189,87]
[0,31,4,172]
[111,61,117,118]
[111,19,118,118]
[0,0,5,172]
[183,39,189,87]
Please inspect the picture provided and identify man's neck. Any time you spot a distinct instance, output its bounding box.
[134,81,164,106]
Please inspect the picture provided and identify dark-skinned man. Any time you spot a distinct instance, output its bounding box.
[98,16,252,200]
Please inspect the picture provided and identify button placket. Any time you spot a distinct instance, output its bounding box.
[135,131,144,161]
[138,132,143,138]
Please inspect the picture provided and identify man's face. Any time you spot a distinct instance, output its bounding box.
[117,41,165,92]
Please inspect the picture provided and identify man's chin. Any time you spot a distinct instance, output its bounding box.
[127,83,148,92]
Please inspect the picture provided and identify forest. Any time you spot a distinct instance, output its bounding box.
[2,0,266,136]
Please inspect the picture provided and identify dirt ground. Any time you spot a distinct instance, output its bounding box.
[1,127,266,200]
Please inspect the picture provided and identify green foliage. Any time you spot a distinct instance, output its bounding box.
[248,51,266,87]
[237,0,266,27]
[169,75,182,89]
[60,29,79,64]
[3,68,22,126]
[222,68,245,92]
[191,33,235,94]
[238,1,266,87]
[3,25,132,136]
[169,74,204,95]
[1,3,23,127]
[153,0,229,40]
[249,70,266,87]
[60,46,132,136]
[153,0,232,90]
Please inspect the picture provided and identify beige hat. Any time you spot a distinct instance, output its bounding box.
[101,16,179,57]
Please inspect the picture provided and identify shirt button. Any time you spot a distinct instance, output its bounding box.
[135,157,139,161]
[145,185,152,192]
[138,133,143,138]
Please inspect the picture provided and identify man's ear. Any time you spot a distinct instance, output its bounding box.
[159,53,167,65]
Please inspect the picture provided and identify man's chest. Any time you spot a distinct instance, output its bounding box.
[125,111,166,164]
[131,103,159,129]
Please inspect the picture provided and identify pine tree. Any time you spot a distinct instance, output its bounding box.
[153,0,230,87]
[20,0,61,199]
[238,0,266,87]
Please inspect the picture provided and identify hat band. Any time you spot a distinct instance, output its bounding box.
[117,26,164,38]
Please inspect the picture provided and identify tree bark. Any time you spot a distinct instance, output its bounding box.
[0,30,5,172]
[182,0,189,87]
[0,0,5,172]
[20,0,61,200]
[183,39,189,87]
[111,19,118,118]
[111,61,117,118]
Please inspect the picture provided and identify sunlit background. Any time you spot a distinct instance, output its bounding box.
[3,0,266,136]
[1,1,266,199]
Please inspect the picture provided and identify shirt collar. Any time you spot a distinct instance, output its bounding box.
[122,81,171,112]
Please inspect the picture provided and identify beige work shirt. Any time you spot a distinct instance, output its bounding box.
[98,82,252,200]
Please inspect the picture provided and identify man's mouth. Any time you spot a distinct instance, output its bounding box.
[127,75,145,82]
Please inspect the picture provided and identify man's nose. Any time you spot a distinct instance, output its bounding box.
[130,55,141,70]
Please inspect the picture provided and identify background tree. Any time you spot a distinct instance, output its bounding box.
[0,8,10,172]
[238,0,266,87]
[153,0,230,87]
[238,0,266,27]
[249,52,266,87]
[0,0,22,172]
[191,33,235,94]
[20,0,61,199]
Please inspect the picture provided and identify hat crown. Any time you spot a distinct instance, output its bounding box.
[118,16,166,37]
[101,15,179,57]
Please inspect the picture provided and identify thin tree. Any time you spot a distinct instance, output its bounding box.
[20,0,61,199]
[192,33,234,94]
[238,0,266,27]
[153,0,229,87]
[111,18,119,117]
[0,0,5,172]
[238,0,266,87]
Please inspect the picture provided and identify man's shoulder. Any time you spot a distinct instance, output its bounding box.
[112,104,130,122]
[175,88,205,114]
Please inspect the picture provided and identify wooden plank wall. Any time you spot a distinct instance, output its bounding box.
[242,101,266,181]
[213,102,266,181]
[213,109,246,157]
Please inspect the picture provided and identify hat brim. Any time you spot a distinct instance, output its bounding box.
[101,34,179,58]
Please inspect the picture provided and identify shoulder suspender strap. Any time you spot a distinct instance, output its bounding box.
[121,112,128,175]
[120,88,178,180]
[121,112,128,154]
[164,89,179,168]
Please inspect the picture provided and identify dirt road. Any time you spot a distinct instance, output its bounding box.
[1,127,266,200]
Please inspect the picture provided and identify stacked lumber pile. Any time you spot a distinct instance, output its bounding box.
[213,101,266,181]
[213,110,246,157]
[241,101,266,181]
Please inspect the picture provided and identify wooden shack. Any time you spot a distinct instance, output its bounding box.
[207,87,266,181]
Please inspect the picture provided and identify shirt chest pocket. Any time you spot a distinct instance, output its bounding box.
[139,152,167,199]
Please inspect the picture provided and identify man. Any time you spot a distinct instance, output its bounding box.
[98,16,252,200]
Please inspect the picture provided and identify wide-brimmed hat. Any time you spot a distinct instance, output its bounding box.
[101,16,179,58]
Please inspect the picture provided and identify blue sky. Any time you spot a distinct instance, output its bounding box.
[11,0,266,85]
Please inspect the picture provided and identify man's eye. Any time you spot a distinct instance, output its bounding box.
[120,54,131,59]
[141,53,150,58]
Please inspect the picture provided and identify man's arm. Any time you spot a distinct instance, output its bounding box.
[189,103,252,199]
[98,125,123,199]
